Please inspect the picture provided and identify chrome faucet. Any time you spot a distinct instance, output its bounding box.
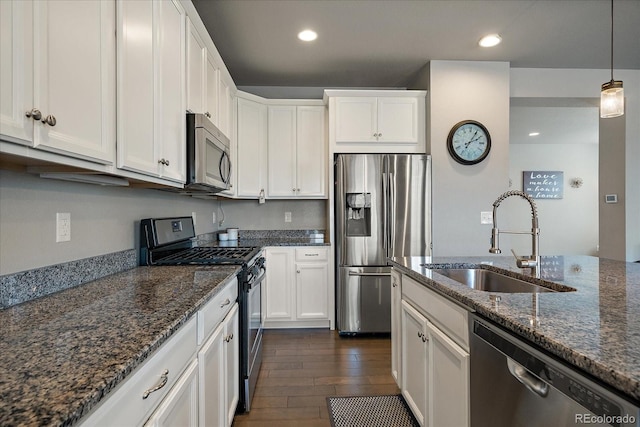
[489,190,540,277]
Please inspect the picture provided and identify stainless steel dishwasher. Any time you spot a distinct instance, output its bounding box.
[470,314,639,427]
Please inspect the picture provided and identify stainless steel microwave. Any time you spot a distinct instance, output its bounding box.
[185,113,231,193]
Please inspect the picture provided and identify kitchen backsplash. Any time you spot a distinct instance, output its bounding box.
[0,229,327,309]
[0,249,137,309]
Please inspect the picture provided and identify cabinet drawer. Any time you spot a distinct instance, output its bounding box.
[295,247,328,262]
[402,275,469,350]
[80,316,197,427]
[198,276,238,345]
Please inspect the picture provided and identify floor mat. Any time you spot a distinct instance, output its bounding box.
[327,394,420,427]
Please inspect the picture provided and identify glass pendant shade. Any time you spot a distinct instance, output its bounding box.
[600,80,624,118]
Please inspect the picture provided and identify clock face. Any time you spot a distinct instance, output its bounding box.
[447,120,491,165]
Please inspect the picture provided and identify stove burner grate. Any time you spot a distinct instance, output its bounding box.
[154,246,257,265]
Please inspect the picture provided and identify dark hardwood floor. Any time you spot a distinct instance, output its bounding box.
[232,328,399,426]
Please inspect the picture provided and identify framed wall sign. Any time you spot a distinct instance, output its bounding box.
[523,171,563,199]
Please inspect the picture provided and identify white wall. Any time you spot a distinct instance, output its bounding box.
[0,169,326,275]
[427,61,511,256]
[511,68,640,261]
[216,198,326,231]
[509,144,599,256]
[0,170,216,275]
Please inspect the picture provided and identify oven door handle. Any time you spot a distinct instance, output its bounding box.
[248,268,266,289]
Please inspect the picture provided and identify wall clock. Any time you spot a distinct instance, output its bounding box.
[447,120,491,165]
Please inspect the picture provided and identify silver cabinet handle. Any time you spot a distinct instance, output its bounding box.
[142,369,169,399]
[224,333,234,342]
[157,159,170,166]
[25,108,42,121]
[220,298,231,308]
[205,111,211,118]
[42,115,56,126]
[164,159,170,166]
[392,280,397,287]
[296,270,300,273]
[507,358,549,398]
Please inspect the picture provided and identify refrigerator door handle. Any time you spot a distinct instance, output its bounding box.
[348,271,391,277]
[389,171,395,254]
[382,171,388,250]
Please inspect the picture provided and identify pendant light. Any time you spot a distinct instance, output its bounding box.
[600,0,624,118]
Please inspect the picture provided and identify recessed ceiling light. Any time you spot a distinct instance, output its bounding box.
[529,132,540,137]
[478,34,502,48]
[298,30,317,42]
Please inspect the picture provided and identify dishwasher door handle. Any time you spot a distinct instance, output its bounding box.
[507,357,549,398]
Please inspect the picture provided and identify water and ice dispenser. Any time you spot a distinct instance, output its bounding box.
[345,193,371,236]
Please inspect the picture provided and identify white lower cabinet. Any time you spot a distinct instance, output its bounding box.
[401,300,429,426]
[145,360,199,427]
[399,273,470,427]
[390,269,402,387]
[428,321,469,427]
[263,246,331,328]
[79,278,239,427]
[198,303,239,427]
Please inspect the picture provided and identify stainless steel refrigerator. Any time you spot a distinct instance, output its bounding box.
[335,154,431,334]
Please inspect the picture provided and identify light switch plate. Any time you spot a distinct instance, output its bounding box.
[481,211,493,224]
[284,212,292,222]
[56,212,71,242]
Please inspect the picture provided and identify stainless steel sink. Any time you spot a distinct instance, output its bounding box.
[430,268,575,293]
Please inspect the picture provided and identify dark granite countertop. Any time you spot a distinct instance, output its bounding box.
[388,255,640,404]
[0,265,240,427]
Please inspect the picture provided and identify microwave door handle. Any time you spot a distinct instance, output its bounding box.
[219,151,230,184]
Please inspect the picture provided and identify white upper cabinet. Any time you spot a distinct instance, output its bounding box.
[0,0,116,164]
[266,104,327,199]
[236,96,267,198]
[186,18,222,127]
[117,0,186,183]
[325,90,426,153]
[186,18,207,116]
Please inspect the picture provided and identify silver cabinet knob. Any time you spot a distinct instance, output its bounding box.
[42,115,57,126]
[158,159,170,166]
[25,109,42,121]
[205,112,211,118]
[164,159,170,166]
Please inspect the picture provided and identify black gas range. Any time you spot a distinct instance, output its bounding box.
[139,216,265,414]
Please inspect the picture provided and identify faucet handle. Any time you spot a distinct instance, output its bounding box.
[511,249,538,268]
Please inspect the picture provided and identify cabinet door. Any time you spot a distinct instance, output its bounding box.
[428,323,470,427]
[205,53,219,124]
[145,360,199,427]
[0,0,33,144]
[376,97,419,143]
[296,106,326,197]
[267,105,297,197]
[236,97,267,198]
[401,300,428,427]
[263,248,294,321]
[198,319,225,427]
[186,17,206,115]
[218,77,232,137]
[155,0,185,183]
[224,305,239,427]
[295,262,329,319]
[334,97,377,143]
[390,269,402,387]
[33,0,115,164]
[116,0,156,176]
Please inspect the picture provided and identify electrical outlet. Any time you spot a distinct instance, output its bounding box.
[481,211,493,225]
[284,212,292,223]
[56,212,71,242]
[212,211,217,224]
[192,212,197,226]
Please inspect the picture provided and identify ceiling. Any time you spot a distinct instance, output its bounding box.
[192,0,640,88]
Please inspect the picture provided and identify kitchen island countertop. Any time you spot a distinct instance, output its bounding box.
[0,264,240,427]
[388,255,640,404]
